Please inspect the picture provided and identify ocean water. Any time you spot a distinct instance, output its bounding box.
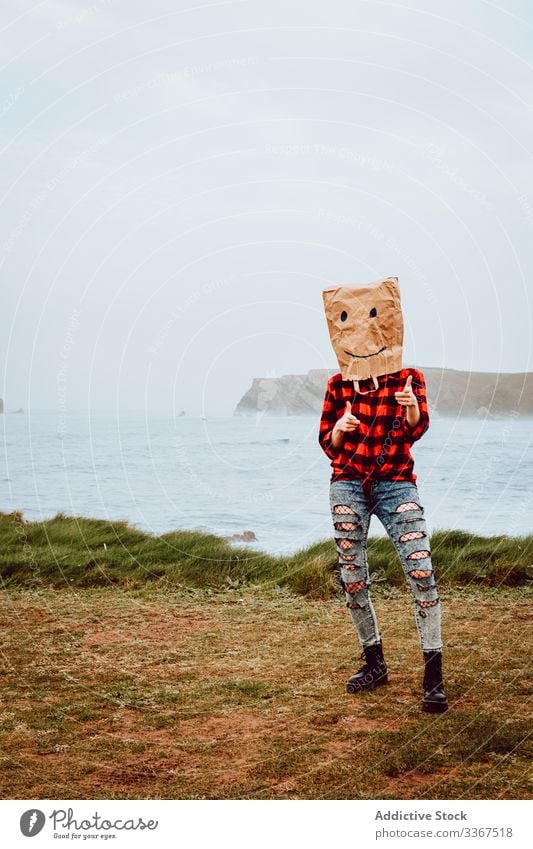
[1,410,532,556]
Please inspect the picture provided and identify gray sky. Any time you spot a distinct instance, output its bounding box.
[1,0,532,415]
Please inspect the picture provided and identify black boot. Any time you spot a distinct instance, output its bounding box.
[422,649,448,712]
[346,640,389,693]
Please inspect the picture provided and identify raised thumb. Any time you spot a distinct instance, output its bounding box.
[404,374,413,391]
[345,401,352,414]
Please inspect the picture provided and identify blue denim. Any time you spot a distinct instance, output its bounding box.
[329,478,442,651]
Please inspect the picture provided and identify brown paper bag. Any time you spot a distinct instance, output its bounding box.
[322,276,404,382]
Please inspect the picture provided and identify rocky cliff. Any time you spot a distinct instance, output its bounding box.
[234,367,533,417]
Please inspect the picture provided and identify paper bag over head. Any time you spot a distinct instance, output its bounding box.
[322,276,404,381]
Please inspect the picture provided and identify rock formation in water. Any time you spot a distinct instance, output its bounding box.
[234,367,533,418]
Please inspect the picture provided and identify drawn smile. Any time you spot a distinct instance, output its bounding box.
[343,346,386,359]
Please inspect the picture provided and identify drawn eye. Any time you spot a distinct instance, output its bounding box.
[369,307,377,317]
[340,310,348,321]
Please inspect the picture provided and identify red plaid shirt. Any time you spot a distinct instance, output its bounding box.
[318,367,430,483]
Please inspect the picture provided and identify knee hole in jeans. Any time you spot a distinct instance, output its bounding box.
[344,580,366,594]
[333,503,359,517]
[334,521,358,532]
[416,582,437,592]
[416,597,440,617]
[407,550,431,561]
[395,501,422,513]
[408,568,432,579]
[337,538,357,551]
[399,530,425,542]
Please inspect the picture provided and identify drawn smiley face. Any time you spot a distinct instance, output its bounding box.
[341,304,386,359]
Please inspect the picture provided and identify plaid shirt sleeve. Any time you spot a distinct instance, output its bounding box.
[401,369,430,442]
[318,377,339,460]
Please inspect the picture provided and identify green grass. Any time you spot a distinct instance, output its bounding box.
[1,510,532,595]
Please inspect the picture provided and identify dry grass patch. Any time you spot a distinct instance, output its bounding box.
[0,585,531,799]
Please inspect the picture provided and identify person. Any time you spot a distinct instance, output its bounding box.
[319,276,448,712]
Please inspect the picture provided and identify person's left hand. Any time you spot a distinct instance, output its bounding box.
[394,374,418,407]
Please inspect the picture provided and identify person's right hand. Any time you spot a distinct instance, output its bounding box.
[333,401,360,434]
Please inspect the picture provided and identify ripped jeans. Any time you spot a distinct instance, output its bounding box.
[329,478,442,652]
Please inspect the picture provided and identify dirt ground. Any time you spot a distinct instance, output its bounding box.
[0,585,531,799]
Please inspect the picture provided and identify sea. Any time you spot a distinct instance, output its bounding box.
[1,410,532,556]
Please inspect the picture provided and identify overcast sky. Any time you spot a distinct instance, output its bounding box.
[1,0,532,414]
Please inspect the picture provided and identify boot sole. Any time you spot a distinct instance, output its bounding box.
[422,699,448,713]
[346,675,389,694]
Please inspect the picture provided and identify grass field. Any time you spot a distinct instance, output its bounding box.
[0,510,531,799]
